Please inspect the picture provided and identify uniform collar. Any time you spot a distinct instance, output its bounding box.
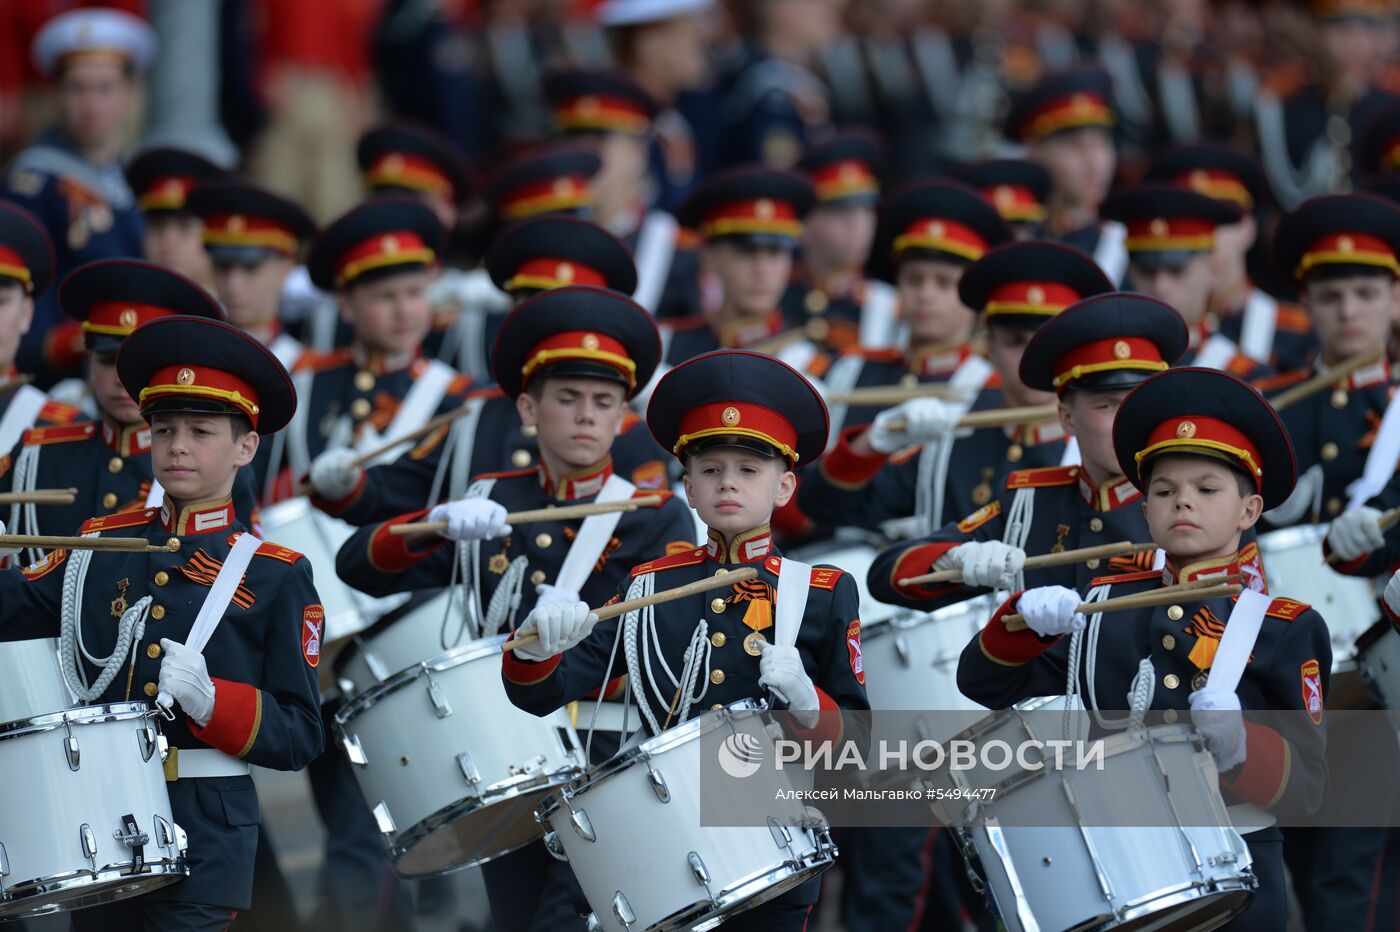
[715,311,784,349]
[705,524,775,564]
[160,495,235,536]
[1312,353,1391,390]
[350,345,420,376]
[102,418,151,456]
[1162,548,1245,587]
[906,343,974,378]
[1007,419,1066,446]
[540,457,613,500]
[1077,469,1140,512]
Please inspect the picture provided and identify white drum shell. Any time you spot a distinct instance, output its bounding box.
[337,589,471,697]
[1258,525,1378,667]
[861,597,992,720]
[0,640,69,724]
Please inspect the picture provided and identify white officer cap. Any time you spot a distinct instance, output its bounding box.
[595,0,714,27]
[32,8,157,78]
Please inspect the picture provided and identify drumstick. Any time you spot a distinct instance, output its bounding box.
[502,567,759,652]
[295,401,485,495]
[898,541,1156,587]
[1002,578,1243,632]
[826,384,967,406]
[1324,505,1400,565]
[389,495,664,536]
[882,403,1060,433]
[0,488,78,506]
[0,534,181,553]
[1270,350,1382,412]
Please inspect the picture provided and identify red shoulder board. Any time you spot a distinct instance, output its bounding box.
[665,314,712,332]
[1252,369,1308,394]
[473,466,538,482]
[1265,597,1310,621]
[1089,568,1160,587]
[676,227,702,249]
[293,348,352,374]
[1006,466,1079,490]
[809,565,845,590]
[632,547,705,576]
[631,487,673,503]
[1275,304,1312,334]
[957,501,1001,532]
[37,400,82,425]
[466,385,506,402]
[80,508,156,534]
[446,373,474,395]
[23,422,97,447]
[253,540,304,564]
[621,410,642,431]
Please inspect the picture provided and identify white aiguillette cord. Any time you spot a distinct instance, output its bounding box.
[155,532,262,715]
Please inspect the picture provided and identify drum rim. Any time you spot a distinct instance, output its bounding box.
[336,634,515,723]
[0,858,188,915]
[0,702,154,741]
[1097,875,1258,929]
[1256,524,1327,547]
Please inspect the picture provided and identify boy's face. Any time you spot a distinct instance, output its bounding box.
[1059,387,1132,478]
[88,352,144,425]
[142,214,211,284]
[682,446,795,540]
[1031,127,1116,212]
[802,202,876,272]
[213,256,295,329]
[1127,256,1213,326]
[1302,272,1400,364]
[704,240,792,317]
[0,281,32,371]
[516,376,627,473]
[56,59,134,152]
[339,268,435,358]
[149,412,258,504]
[1143,454,1261,563]
[984,324,1055,408]
[895,257,973,345]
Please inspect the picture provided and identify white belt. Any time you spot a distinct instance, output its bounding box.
[1227,803,1276,835]
[165,747,251,781]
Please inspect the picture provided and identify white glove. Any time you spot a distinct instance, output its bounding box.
[1384,570,1400,620]
[158,639,216,727]
[867,397,963,454]
[535,584,580,608]
[1015,585,1086,638]
[1328,506,1385,561]
[758,642,821,728]
[953,540,1026,589]
[428,498,512,542]
[1189,689,1247,773]
[308,448,362,499]
[515,601,597,662]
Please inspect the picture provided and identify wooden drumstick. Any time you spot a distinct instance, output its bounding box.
[389,495,664,536]
[0,534,181,553]
[295,402,486,495]
[1324,505,1400,565]
[1002,577,1243,632]
[898,540,1156,587]
[0,488,78,506]
[826,384,967,406]
[502,567,759,652]
[881,403,1060,434]
[1270,350,1382,412]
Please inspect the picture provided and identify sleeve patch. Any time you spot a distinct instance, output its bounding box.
[846,620,864,685]
[957,501,1002,532]
[22,548,67,580]
[303,605,324,668]
[1301,659,1323,724]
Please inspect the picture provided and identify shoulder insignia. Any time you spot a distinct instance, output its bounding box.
[22,422,97,446]
[676,228,703,249]
[631,547,705,576]
[1265,596,1310,621]
[466,385,506,402]
[249,538,304,564]
[1006,466,1079,489]
[409,424,449,460]
[663,314,712,333]
[80,508,156,534]
[957,500,1001,532]
[630,487,673,503]
[853,347,903,363]
[621,410,642,432]
[1089,568,1160,587]
[446,373,474,395]
[1226,355,1258,377]
[293,348,353,374]
[1275,304,1312,334]
[1252,369,1309,393]
[890,444,924,466]
[810,565,845,590]
[37,401,82,425]
[21,548,67,580]
[473,466,538,482]
[628,460,668,490]
[664,539,696,555]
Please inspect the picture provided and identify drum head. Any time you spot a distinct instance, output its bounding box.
[393,785,556,878]
[0,866,185,919]
[1109,886,1253,932]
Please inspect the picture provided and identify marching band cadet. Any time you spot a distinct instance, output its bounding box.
[184,179,318,371]
[502,348,869,931]
[0,259,258,548]
[357,121,472,233]
[2,8,154,382]
[125,147,226,290]
[306,221,671,526]
[1254,192,1400,528]
[0,314,323,931]
[801,241,1109,538]
[1145,143,1319,372]
[957,367,1330,932]
[867,293,1189,612]
[484,141,600,230]
[958,158,1055,241]
[1099,183,1272,378]
[778,128,889,351]
[339,285,695,931]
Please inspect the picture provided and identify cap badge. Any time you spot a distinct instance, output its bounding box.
[382,234,399,253]
[581,333,600,350]
[176,367,196,385]
[556,262,575,283]
[1338,235,1354,253]
[1150,218,1169,237]
[119,308,138,328]
[228,215,245,233]
[1176,420,1197,439]
[383,154,404,174]
[1112,339,1132,360]
[1026,285,1045,304]
[755,199,775,220]
[721,406,742,427]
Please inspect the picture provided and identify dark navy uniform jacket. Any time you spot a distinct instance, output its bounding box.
[958,556,1331,818]
[716,44,831,168]
[0,498,324,908]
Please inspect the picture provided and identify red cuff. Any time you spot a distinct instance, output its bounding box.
[502,649,562,685]
[1220,721,1290,809]
[310,471,367,517]
[977,592,1060,666]
[1321,537,1369,576]
[367,509,442,572]
[889,541,959,600]
[189,678,263,758]
[819,427,888,490]
[789,688,843,746]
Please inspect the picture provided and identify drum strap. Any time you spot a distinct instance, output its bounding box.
[0,384,46,453]
[356,360,456,466]
[914,354,994,537]
[1093,221,1128,288]
[1238,289,1278,364]
[269,333,304,372]
[1194,333,1240,372]
[145,480,165,509]
[821,354,866,447]
[774,558,813,650]
[553,475,637,593]
[857,279,900,350]
[1204,588,1269,697]
[1348,396,1400,511]
[632,210,679,315]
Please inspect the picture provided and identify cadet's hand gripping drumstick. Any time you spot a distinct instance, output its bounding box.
[0,488,78,506]
[389,495,665,536]
[1324,506,1400,565]
[502,567,759,652]
[898,540,1156,587]
[1269,350,1383,412]
[880,403,1060,433]
[294,402,484,495]
[1001,577,1243,632]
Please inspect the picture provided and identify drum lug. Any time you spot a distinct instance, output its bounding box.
[114,813,149,875]
[0,841,8,879]
[157,732,170,764]
[768,815,799,864]
[342,733,368,766]
[80,822,98,869]
[542,829,568,862]
[371,801,397,836]
[155,814,175,849]
[365,650,391,683]
[894,634,910,667]
[63,723,80,771]
[611,890,636,928]
[569,806,596,843]
[585,914,602,932]
[457,751,482,785]
[646,764,670,803]
[427,678,452,719]
[173,821,189,855]
[138,721,158,762]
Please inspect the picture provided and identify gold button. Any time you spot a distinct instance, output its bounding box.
[710,597,728,613]
[108,457,123,473]
[805,318,829,341]
[1086,558,1100,569]
[143,682,158,698]
[1321,442,1339,462]
[1163,674,1180,690]
[166,537,180,551]
[511,449,532,468]
[1167,605,1183,621]
[355,371,375,391]
[146,643,161,659]
[711,703,724,711]
[151,605,166,620]
[1164,708,1178,723]
[710,669,725,685]
[714,568,729,577]
[154,571,169,586]
[1331,389,1349,409]
[711,632,727,647]
[1006,443,1023,463]
[1162,634,1176,650]
[350,398,372,419]
[1089,517,1103,532]
[805,289,829,313]
[530,570,546,586]
[899,373,919,389]
[535,533,553,549]
[1328,498,1343,516]
[521,424,538,438]
[102,492,117,509]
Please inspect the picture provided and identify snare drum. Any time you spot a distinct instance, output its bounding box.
[0,640,69,724]
[0,703,187,918]
[862,596,992,716]
[335,589,471,697]
[335,635,584,877]
[1358,620,1400,709]
[536,700,837,932]
[1259,525,1378,666]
